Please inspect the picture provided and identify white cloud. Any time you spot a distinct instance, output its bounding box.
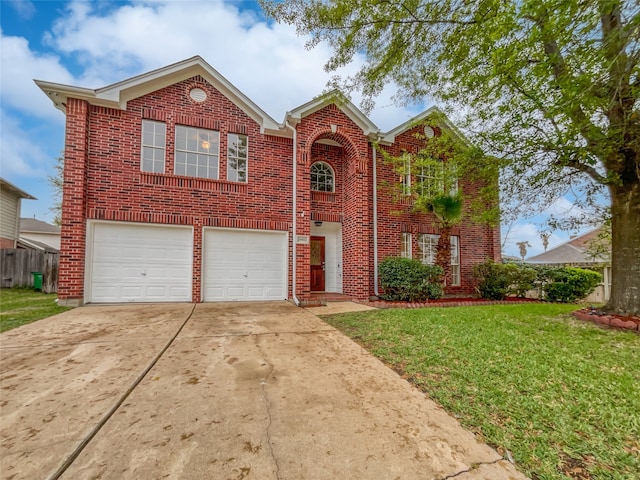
[40,0,419,130]
[0,112,54,179]
[543,196,586,218]
[502,221,568,259]
[0,31,73,121]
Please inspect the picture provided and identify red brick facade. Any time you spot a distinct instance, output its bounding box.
[41,57,500,305]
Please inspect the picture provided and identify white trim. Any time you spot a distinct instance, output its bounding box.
[85,220,194,303]
[35,56,281,134]
[201,227,288,301]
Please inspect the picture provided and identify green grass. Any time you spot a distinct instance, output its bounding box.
[323,304,640,480]
[0,288,72,332]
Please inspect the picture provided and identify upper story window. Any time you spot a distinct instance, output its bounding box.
[311,161,334,192]
[228,133,248,182]
[400,153,411,196]
[174,125,219,180]
[401,158,458,197]
[141,120,166,173]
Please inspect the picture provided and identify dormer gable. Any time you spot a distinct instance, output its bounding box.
[381,106,468,146]
[285,90,381,139]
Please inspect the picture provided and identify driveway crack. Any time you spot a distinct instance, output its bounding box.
[438,458,510,480]
[45,304,197,480]
[255,338,282,480]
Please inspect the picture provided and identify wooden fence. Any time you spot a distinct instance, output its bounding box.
[0,249,59,293]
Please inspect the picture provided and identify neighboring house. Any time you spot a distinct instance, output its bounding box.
[0,178,36,249]
[19,218,61,251]
[526,227,611,302]
[36,56,500,306]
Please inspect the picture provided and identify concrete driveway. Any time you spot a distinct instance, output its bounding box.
[1,302,527,480]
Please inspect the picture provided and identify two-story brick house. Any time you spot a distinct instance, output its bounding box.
[36,56,500,306]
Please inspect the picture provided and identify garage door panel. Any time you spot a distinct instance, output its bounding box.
[203,229,287,301]
[89,223,193,303]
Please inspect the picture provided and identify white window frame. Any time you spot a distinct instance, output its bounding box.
[174,125,220,180]
[401,232,412,258]
[311,161,335,192]
[418,233,439,265]
[401,153,411,195]
[450,235,461,286]
[141,120,166,173]
[227,133,248,182]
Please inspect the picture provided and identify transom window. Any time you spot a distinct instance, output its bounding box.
[311,162,335,192]
[174,125,219,179]
[227,133,248,182]
[141,120,166,173]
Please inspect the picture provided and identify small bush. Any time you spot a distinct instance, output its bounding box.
[508,264,538,297]
[378,257,443,301]
[543,267,602,303]
[473,260,512,300]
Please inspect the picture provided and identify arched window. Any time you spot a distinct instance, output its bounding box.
[310,161,335,192]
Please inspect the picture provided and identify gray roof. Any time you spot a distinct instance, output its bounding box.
[1,178,36,199]
[17,237,59,253]
[20,218,61,234]
[526,227,609,265]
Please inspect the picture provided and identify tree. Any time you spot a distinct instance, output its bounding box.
[381,120,468,285]
[263,0,640,315]
[47,153,64,226]
[516,241,531,261]
[539,231,551,252]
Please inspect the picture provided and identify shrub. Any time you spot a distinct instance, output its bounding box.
[508,264,538,297]
[473,260,512,300]
[543,267,602,303]
[378,257,443,301]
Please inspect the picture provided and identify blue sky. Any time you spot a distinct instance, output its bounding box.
[0,0,594,258]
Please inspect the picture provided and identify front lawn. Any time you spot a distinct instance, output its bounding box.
[0,288,71,332]
[323,304,639,480]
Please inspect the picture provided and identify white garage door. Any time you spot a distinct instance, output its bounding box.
[88,222,193,303]
[203,229,287,301]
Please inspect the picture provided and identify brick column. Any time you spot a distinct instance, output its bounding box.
[58,98,89,306]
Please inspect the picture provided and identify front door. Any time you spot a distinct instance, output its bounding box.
[310,236,325,291]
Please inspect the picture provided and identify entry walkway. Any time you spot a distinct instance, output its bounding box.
[1,302,528,479]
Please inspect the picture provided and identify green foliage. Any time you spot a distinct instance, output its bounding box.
[508,264,538,298]
[474,261,602,302]
[263,0,640,315]
[47,153,64,225]
[323,305,640,480]
[0,288,72,332]
[472,260,512,300]
[542,267,602,303]
[378,257,443,301]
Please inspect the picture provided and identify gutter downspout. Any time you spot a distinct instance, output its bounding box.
[372,141,379,297]
[286,121,300,306]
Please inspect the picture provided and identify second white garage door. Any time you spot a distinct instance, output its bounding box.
[203,229,288,301]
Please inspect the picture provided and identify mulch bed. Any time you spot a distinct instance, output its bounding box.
[356,297,640,332]
[573,307,640,332]
[357,296,541,309]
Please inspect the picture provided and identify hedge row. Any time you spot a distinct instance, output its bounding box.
[472,260,602,302]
